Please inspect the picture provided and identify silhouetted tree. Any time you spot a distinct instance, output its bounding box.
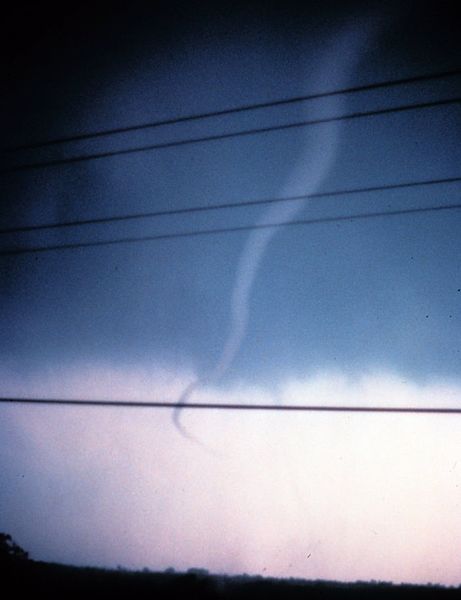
[0,533,29,562]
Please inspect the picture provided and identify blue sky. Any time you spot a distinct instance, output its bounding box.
[1,0,461,584]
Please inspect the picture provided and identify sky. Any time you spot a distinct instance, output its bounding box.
[1,0,461,586]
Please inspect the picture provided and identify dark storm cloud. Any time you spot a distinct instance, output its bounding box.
[1,0,460,380]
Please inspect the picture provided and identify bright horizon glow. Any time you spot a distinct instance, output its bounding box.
[1,362,460,586]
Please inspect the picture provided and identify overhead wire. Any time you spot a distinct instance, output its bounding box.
[1,397,460,413]
[1,175,460,236]
[4,66,461,152]
[1,97,460,174]
[1,201,460,257]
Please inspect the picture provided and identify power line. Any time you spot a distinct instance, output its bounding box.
[1,397,460,414]
[1,201,460,257]
[2,97,459,174]
[4,67,461,152]
[1,175,460,236]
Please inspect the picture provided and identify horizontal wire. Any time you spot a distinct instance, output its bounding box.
[2,97,459,174]
[4,67,461,152]
[1,397,460,413]
[1,175,460,236]
[1,202,460,257]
